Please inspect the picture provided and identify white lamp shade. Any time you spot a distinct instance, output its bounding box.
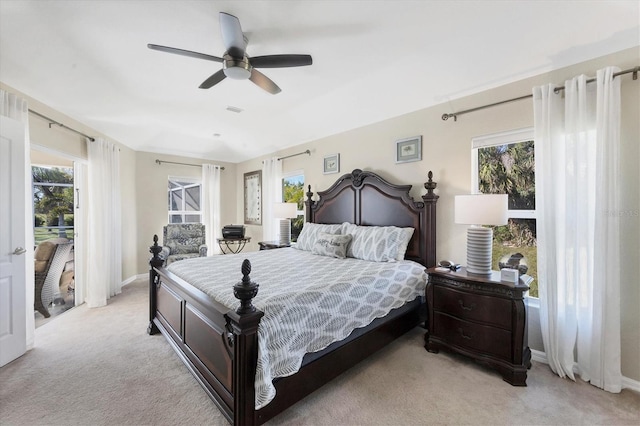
[273,202,298,219]
[455,194,508,226]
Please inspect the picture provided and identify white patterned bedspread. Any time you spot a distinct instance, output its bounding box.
[167,248,426,409]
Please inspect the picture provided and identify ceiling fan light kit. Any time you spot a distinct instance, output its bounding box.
[148,12,312,94]
[223,54,252,80]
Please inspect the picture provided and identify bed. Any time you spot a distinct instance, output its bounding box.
[147,168,439,425]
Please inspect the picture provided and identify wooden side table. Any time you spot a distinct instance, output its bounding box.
[217,237,251,254]
[258,241,290,250]
[424,267,531,386]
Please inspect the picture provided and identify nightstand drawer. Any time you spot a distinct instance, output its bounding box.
[433,312,512,360]
[434,285,512,330]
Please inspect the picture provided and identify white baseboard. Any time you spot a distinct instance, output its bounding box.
[530,349,640,392]
[122,274,147,286]
[622,376,640,393]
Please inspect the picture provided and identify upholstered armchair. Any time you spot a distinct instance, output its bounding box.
[160,223,208,266]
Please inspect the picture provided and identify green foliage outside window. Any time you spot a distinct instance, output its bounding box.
[283,175,304,241]
[478,141,538,297]
[33,166,74,243]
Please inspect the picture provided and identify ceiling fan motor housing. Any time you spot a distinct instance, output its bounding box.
[223,54,252,79]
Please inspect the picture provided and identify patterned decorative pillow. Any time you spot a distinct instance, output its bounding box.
[294,222,343,251]
[311,233,353,259]
[394,227,415,261]
[341,222,414,262]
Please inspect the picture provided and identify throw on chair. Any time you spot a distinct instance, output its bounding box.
[160,223,207,266]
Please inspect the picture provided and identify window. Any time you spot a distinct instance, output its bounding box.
[33,166,75,244]
[472,128,538,297]
[168,177,202,224]
[282,171,305,242]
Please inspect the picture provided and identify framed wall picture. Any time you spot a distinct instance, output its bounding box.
[244,170,262,225]
[323,153,340,174]
[395,136,422,163]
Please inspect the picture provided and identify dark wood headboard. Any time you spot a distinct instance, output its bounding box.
[304,169,438,267]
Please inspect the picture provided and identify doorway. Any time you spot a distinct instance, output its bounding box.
[31,150,76,327]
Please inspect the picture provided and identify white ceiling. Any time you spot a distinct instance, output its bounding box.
[1,1,638,163]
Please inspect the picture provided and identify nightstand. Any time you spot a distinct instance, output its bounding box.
[424,267,531,386]
[258,241,290,250]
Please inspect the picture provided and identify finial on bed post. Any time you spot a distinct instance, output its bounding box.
[233,259,259,314]
[305,184,315,223]
[424,171,438,199]
[148,234,164,335]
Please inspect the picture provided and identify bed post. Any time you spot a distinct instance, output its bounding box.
[305,184,315,223]
[147,234,163,335]
[422,171,439,268]
[225,259,264,426]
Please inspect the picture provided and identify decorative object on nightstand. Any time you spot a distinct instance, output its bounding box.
[273,202,297,246]
[424,267,531,386]
[498,252,529,275]
[455,194,508,275]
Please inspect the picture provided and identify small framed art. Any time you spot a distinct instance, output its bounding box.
[323,153,340,174]
[395,136,422,163]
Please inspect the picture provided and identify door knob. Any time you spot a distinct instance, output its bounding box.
[13,247,27,255]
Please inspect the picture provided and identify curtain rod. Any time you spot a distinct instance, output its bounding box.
[28,109,96,141]
[155,159,225,170]
[278,149,311,161]
[442,65,639,122]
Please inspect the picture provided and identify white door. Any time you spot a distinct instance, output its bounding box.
[0,116,27,366]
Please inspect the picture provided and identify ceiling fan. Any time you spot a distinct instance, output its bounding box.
[148,12,312,94]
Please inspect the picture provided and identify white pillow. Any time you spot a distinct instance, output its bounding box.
[341,222,414,262]
[311,233,353,259]
[294,222,342,252]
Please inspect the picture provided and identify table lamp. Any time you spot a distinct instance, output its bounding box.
[273,202,298,246]
[455,194,508,275]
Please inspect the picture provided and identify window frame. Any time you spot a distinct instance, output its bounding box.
[167,176,202,224]
[471,127,538,300]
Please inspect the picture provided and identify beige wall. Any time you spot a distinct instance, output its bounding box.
[235,47,640,381]
[133,151,237,273]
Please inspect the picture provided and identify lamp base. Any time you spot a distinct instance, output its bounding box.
[466,226,493,275]
[278,219,291,246]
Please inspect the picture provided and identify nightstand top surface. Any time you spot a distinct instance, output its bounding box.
[427,267,530,290]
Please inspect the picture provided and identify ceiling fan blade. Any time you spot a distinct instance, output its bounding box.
[199,69,227,89]
[147,44,223,62]
[219,12,246,58]
[251,55,313,68]
[249,69,281,94]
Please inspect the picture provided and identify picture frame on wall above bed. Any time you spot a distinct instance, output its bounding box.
[147,168,439,425]
[395,135,422,163]
[323,153,340,174]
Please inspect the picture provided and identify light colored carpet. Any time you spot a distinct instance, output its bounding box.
[1,279,638,425]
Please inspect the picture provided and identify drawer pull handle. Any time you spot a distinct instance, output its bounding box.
[458,300,476,311]
[458,328,472,340]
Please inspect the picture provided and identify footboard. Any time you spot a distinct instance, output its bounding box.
[148,236,263,425]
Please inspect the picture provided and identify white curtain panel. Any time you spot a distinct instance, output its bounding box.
[261,157,283,241]
[533,67,622,392]
[0,90,35,350]
[86,138,122,307]
[202,164,221,255]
